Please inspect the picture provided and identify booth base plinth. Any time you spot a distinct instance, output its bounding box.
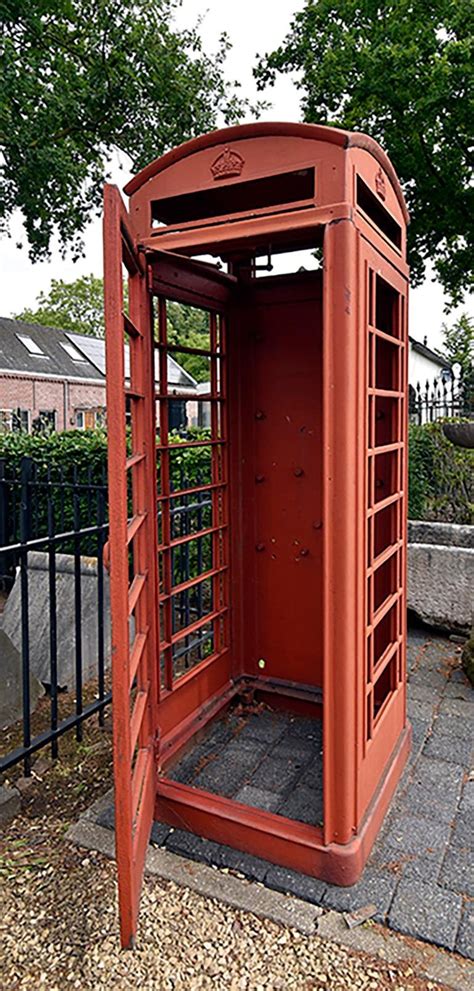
[155,688,411,887]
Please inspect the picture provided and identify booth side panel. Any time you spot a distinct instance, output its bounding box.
[247,279,323,687]
[323,219,361,845]
[356,237,409,823]
[104,187,135,947]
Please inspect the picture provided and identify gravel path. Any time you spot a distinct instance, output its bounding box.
[0,699,450,989]
[1,843,445,990]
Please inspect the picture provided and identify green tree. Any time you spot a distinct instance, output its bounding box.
[1,0,251,261]
[442,312,474,407]
[167,302,210,382]
[255,0,474,305]
[16,274,105,336]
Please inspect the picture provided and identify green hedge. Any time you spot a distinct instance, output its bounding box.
[0,426,211,490]
[1,421,472,536]
[0,427,212,550]
[0,431,108,548]
[408,421,473,525]
[0,428,108,482]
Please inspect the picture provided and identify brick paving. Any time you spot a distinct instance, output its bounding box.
[97,630,474,958]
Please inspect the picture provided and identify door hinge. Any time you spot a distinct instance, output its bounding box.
[146,262,153,292]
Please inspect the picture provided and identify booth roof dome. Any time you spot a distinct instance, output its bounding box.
[124,121,409,224]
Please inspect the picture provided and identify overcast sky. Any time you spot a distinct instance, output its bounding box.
[1,0,471,351]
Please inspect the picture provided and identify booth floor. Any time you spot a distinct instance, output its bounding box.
[168,707,324,823]
[96,631,474,959]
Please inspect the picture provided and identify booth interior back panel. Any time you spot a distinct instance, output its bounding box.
[236,276,323,688]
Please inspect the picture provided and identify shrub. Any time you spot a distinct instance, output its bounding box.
[0,426,212,488]
[0,427,212,545]
[0,427,108,481]
[408,421,474,524]
[2,420,471,543]
[0,430,109,557]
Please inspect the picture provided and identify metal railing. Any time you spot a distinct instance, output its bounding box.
[409,376,473,425]
[0,457,109,775]
[0,456,213,774]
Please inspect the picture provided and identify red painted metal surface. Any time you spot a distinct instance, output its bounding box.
[103,123,410,946]
[103,186,159,948]
[233,274,323,686]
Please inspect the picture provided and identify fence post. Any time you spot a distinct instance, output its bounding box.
[19,456,33,775]
[20,457,33,543]
[97,486,106,726]
[0,458,9,584]
[47,496,59,759]
[73,488,83,742]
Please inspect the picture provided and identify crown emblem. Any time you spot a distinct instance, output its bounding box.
[210,146,245,181]
[375,167,386,200]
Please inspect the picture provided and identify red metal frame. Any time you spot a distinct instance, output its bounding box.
[103,123,410,947]
[154,281,231,696]
[103,187,160,947]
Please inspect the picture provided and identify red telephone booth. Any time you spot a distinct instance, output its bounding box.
[103,122,411,947]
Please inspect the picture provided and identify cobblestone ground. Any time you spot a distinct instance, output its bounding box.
[97,630,474,958]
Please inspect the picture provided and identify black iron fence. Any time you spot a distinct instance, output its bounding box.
[0,456,214,775]
[409,376,473,425]
[0,457,108,586]
[0,457,109,775]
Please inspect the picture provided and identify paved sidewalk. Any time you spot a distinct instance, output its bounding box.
[96,630,474,959]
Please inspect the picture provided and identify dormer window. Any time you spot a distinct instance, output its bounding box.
[17,334,47,357]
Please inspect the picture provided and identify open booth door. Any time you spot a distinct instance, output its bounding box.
[104,184,160,947]
[104,184,236,946]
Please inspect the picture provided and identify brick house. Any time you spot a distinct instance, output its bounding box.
[0,318,196,433]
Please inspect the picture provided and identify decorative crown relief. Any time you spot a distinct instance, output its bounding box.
[375,167,386,200]
[210,146,245,181]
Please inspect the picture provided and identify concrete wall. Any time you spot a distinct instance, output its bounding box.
[408,521,474,632]
[1,551,111,689]
[0,628,43,730]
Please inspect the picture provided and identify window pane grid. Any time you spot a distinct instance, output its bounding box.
[156,299,229,688]
[365,265,405,747]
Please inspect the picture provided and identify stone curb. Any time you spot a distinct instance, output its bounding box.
[317,912,474,991]
[66,808,474,991]
[65,818,321,937]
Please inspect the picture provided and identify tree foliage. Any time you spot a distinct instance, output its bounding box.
[16,274,105,336]
[1,0,250,260]
[167,302,210,382]
[442,313,474,374]
[442,312,474,406]
[255,0,474,305]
